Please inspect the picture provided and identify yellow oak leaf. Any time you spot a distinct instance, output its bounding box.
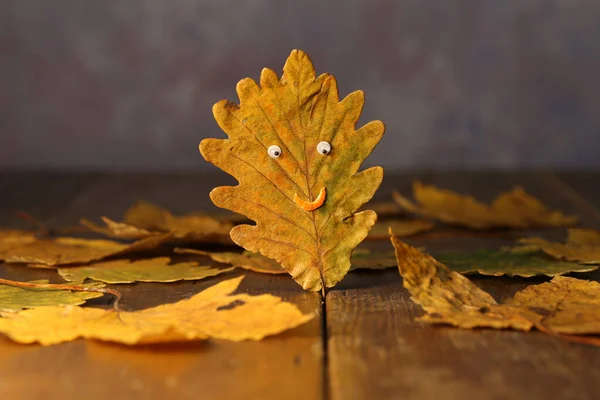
[513,228,600,264]
[0,277,313,346]
[393,182,578,229]
[0,280,104,311]
[58,257,235,284]
[123,201,234,244]
[391,233,600,340]
[0,234,173,266]
[200,50,385,291]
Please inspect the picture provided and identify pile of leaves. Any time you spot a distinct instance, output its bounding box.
[1,49,599,349]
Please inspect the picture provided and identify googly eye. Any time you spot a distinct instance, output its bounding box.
[268,145,282,158]
[317,141,331,155]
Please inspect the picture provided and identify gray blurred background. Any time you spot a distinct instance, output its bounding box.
[1,0,599,171]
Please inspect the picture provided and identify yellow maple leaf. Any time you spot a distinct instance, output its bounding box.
[513,228,600,264]
[393,182,578,229]
[391,232,600,340]
[0,277,313,346]
[58,257,235,284]
[200,50,385,291]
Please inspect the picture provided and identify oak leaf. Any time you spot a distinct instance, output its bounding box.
[393,182,578,229]
[0,280,104,311]
[0,234,173,266]
[200,50,384,291]
[513,229,600,264]
[0,277,313,346]
[175,248,286,275]
[436,249,597,277]
[391,233,600,340]
[123,201,234,244]
[58,257,234,284]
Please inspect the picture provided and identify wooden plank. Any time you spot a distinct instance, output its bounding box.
[327,172,600,400]
[0,173,324,400]
[0,172,96,228]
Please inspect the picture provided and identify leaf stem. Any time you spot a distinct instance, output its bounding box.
[0,277,123,311]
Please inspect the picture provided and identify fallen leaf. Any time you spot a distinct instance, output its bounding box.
[177,247,400,273]
[200,49,384,291]
[367,219,434,240]
[349,249,397,270]
[393,182,578,229]
[391,233,600,339]
[506,277,600,335]
[175,248,286,274]
[124,201,234,244]
[0,234,173,266]
[513,229,600,264]
[435,249,597,277]
[0,230,37,257]
[0,280,104,311]
[0,277,313,345]
[80,217,156,240]
[58,257,235,284]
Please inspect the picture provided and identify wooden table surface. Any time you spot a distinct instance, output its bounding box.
[0,171,599,400]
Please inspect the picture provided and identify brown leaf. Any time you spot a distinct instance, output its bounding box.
[391,233,600,341]
[0,277,313,346]
[200,49,384,291]
[123,201,234,244]
[80,217,157,240]
[367,219,434,240]
[0,234,173,266]
[349,249,397,271]
[513,229,600,264]
[175,248,286,274]
[393,182,578,229]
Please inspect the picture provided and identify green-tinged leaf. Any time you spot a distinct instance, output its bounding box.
[0,280,104,311]
[175,248,286,274]
[435,249,597,277]
[58,257,234,284]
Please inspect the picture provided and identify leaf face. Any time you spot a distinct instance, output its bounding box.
[200,50,385,290]
[0,277,313,345]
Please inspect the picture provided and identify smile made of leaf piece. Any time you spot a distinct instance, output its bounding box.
[200,49,385,291]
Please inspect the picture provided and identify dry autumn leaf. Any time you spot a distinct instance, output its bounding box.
[393,182,578,229]
[175,248,286,274]
[58,257,235,284]
[0,280,104,311]
[123,201,234,244]
[200,50,384,291]
[367,219,434,240]
[0,277,313,346]
[391,233,600,340]
[513,228,600,264]
[0,234,174,266]
[80,217,157,240]
[436,249,597,277]
[349,249,397,271]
